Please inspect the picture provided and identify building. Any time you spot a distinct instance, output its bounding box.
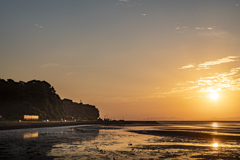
[23,115,39,120]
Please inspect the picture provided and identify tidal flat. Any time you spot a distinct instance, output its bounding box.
[1,122,240,159]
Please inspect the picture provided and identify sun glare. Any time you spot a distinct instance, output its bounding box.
[210,92,219,100]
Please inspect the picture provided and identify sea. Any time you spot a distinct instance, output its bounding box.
[1,121,240,159]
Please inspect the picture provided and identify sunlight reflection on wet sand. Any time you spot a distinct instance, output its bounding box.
[47,124,240,159]
[23,132,38,139]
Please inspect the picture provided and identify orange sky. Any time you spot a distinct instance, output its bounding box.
[1,0,240,120]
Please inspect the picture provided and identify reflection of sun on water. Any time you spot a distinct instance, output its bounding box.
[213,143,218,147]
[212,122,218,128]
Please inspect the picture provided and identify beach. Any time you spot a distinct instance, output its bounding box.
[0,120,158,130]
[0,121,92,131]
[1,121,240,159]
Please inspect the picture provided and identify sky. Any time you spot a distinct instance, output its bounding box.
[1,0,240,120]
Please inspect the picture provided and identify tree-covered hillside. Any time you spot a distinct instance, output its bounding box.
[62,99,99,121]
[0,79,99,120]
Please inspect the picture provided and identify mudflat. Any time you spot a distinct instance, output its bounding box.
[0,121,90,130]
[1,122,240,159]
[0,121,158,130]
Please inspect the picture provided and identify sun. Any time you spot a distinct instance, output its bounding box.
[210,92,219,100]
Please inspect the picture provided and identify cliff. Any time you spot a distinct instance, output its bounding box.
[0,79,99,120]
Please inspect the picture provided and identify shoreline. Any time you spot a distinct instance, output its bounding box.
[130,130,240,140]
[1,120,240,131]
[0,121,90,131]
[0,121,159,131]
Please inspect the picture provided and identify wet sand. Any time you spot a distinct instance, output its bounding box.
[0,121,89,130]
[130,130,240,140]
[1,122,240,159]
[0,121,158,130]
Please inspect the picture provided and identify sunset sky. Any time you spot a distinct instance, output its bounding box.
[1,0,240,120]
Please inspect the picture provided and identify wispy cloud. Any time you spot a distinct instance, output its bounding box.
[116,0,142,6]
[197,56,239,70]
[196,67,240,92]
[179,56,239,70]
[65,72,74,75]
[183,96,194,99]
[160,67,240,98]
[175,26,188,30]
[195,27,215,30]
[178,64,194,70]
[207,27,214,30]
[141,14,146,16]
[35,24,43,29]
[160,55,240,98]
[195,27,204,30]
[161,86,199,95]
[41,63,59,68]
[118,0,129,2]
[175,26,215,31]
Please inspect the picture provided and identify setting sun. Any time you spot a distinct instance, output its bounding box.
[210,92,219,100]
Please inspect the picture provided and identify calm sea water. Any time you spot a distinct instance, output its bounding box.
[1,121,240,159]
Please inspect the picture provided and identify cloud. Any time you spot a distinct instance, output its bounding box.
[197,67,240,92]
[141,14,146,16]
[195,27,204,30]
[157,55,240,99]
[178,64,194,70]
[179,56,239,70]
[197,56,239,70]
[116,0,142,6]
[207,27,213,30]
[197,27,215,30]
[160,86,199,96]
[35,24,43,29]
[175,26,213,31]
[175,26,188,30]
[161,67,240,98]
[158,57,240,98]
[183,96,194,99]
[41,63,59,68]
[65,72,74,75]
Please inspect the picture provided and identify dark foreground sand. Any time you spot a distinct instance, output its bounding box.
[0,121,89,130]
